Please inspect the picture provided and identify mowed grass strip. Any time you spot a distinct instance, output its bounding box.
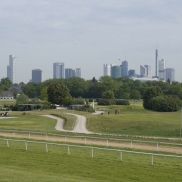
[0,140,182,182]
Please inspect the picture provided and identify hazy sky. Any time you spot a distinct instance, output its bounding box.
[0,0,182,83]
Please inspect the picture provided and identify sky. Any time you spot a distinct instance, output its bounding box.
[0,0,182,83]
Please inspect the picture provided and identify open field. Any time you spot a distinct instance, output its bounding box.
[0,139,181,182]
[0,102,181,138]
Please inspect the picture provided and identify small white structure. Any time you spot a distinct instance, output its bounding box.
[92,100,94,109]
[0,91,14,100]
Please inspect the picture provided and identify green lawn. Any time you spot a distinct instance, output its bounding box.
[0,101,181,138]
[0,139,181,182]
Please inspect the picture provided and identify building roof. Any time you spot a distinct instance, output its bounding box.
[0,91,14,97]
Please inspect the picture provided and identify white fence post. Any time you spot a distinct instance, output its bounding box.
[151,154,154,165]
[91,148,94,158]
[29,132,30,139]
[157,143,159,151]
[68,146,70,155]
[7,140,9,148]
[120,152,122,161]
[25,142,27,150]
[85,137,86,145]
[131,141,133,149]
[46,144,48,152]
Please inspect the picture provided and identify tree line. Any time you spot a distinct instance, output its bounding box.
[1,76,182,100]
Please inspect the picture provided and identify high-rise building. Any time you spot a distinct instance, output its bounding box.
[164,68,175,83]
[140,65,151,78]
[7,55,17,83]
[121,61,128,77]
[144,65,151,78]
[155,49,158,77]
[140,65,147,77]
[158,59,166,81]
[111,66,121,78]
[103,64,111,76]
[65,68,75,78]
[75,68,81,78]
[53,62,64,79]
[32,69,43,83]
[128,70,135,77]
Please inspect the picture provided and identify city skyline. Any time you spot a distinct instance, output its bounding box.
[0,1,182,83]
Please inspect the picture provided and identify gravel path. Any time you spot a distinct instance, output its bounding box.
[41,114,92,134]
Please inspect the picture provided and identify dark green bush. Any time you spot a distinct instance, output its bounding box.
[115,99,130,105]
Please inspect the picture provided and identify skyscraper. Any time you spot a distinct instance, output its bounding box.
[140,65,147,77]
[128,70,135,77]
[53,62,64,78]
[103,64,111,76]
[164,68,175,83]
[7,55,17,83]
[32,69,43,83]
[75,68,81,78]
[111,66,121,78]
[121,61,128,77]
[140,65,151,78]
[65,68,75,78]
[158,59,166,81]
[155,49,158,77]
[144,65,151,78]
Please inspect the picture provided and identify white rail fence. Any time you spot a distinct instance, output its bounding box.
[0,129,182,151]
[1,138,182,165]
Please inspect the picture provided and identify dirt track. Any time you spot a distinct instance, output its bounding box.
[0,132,182,154]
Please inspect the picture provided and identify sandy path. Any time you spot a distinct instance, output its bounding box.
[0,132,182,154]
[65,113,92,134]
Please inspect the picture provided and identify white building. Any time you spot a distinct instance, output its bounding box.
[164,68,175,83]
[103,64,111,76]
[140,65,151,78]
[7,55,17,83]
[158,59,166,81]
[53,62,64,79]
[75,68,81,78]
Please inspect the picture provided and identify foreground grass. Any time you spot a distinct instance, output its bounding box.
[0,139,181,182]
[0,101,182,138]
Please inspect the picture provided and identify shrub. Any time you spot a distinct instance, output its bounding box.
[149,95,182,112]
[97,99,116,105]
[115,99,130,105]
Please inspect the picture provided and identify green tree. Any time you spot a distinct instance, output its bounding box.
[143,86,163,109]
[0,77,12,91]
[16,93,29,105]
[101,90,115,99]
[130,90,141,100]
[47,82,72,106]
[40,86,48,101]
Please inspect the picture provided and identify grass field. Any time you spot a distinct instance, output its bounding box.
[0,102,181,138]
[0,139,181,182]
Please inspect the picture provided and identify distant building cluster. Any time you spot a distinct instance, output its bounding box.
[53,62,81,79]
[6,56,81,83]
[5,50,175,84]
[103,49,175,83]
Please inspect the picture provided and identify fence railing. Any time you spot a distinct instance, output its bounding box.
[0,129,182,152]
[0,137,182,165]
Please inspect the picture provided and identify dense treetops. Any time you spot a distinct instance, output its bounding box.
[1,76,182,103]
[143,86,182,112]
